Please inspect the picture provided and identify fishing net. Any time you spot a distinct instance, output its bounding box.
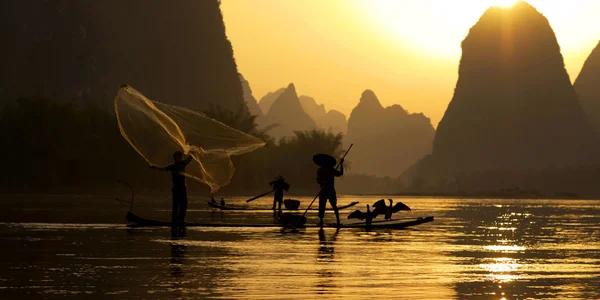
[114,85,265,192]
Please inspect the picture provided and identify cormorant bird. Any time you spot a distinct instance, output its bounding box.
[372,199,410,220]
[210,196,217,204]
[347,204,376,225]
[220,198,226,207]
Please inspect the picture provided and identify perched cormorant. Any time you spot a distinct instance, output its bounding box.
[347,204,376,225]
[372,199,410,220]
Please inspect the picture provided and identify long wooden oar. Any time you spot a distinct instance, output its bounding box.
[294,144,353,228]
[246,190,275,203]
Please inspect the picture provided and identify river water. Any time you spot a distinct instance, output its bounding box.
[0,195,598,299]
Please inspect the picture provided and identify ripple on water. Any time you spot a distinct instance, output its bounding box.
[0,196,599,299]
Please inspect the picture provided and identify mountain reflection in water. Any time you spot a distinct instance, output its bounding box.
[0,196,598,299]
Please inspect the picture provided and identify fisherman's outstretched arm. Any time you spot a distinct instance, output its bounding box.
[150,163,175,171]
[149,154,193,171]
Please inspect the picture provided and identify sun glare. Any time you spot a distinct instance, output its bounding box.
[361,0,600,59]
[494,0,519,7]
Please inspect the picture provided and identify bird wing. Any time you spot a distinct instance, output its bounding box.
[392,201,411,213]
[370,209,383,219]
[347,210,365,220]
[372,199,387,210]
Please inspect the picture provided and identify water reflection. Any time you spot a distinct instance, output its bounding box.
[1,196,598,299]
[480,257,522,284]
[317,228,338,261]
[170,227,186,277]
[169,227,186,299]
[450,201,600,299]
[315,229,339,295]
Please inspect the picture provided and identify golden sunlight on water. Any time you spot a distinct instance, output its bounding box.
[480,256,522,283]
[484,245,526,251]
[0,196,598,299]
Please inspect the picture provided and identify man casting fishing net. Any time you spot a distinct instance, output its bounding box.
[151,151,193,223]
[114,85,265,224]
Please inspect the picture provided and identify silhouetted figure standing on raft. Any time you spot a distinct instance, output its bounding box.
[150,151,193,224]
[315,155,344,228]
[269,176,290,211]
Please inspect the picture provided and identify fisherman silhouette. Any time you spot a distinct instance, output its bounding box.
[315,155,343,228]
[150,151,193,224]
[269,176,290,211]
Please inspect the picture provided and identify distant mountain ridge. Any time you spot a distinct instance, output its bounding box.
[402,1,599,192]
[346,90,435,177]
[257,86,347,136]
[239,74,262,116]
[322,110,347,134]
[574,41,600,132]
[258,88,286,115]
[260,83,317,139]
[299,96,347,134]
[299,96,326,121]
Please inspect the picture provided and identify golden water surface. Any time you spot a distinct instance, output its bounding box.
[0,196,598,299]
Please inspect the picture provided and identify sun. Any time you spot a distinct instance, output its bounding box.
[493,0,520,7]
[361,0,521,58]
[360,0,600,59]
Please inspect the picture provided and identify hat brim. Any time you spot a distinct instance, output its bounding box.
[313,154,337,167]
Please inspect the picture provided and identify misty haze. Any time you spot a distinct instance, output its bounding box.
[0,1,599,299]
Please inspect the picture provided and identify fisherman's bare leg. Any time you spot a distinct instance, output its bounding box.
[333,208,340,228]
[318,193,327,227]
[171,188,178,223]
[277,199,283,217]
[330,191,340,228]
[179,189,188,223]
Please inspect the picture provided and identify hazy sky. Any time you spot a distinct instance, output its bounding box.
[221,0,600,127]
